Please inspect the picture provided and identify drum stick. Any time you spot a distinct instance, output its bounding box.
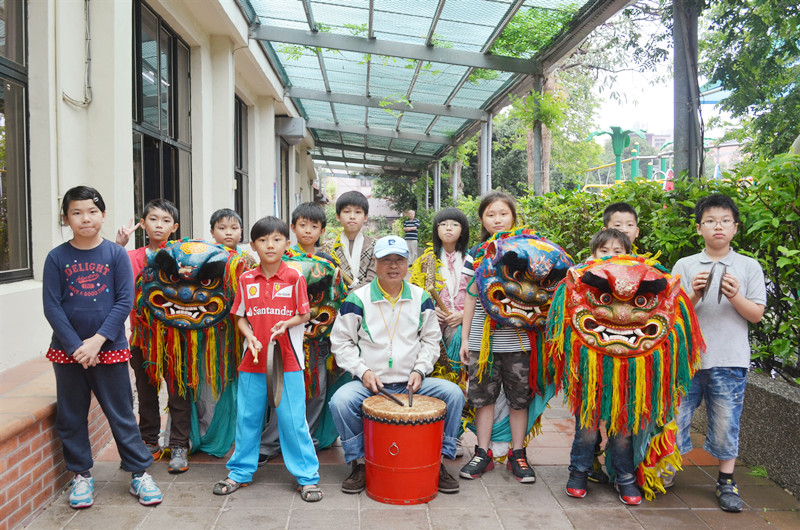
[407,387,413,407]
[340,268,355,288]
[429,289,450,315]
[378,387,404,407]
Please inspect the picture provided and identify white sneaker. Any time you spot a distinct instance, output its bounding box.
[69,474,94,509]
[660,463,677,488]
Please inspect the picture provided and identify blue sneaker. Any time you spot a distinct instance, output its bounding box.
[69,474,94,509]
[129,472,162,506]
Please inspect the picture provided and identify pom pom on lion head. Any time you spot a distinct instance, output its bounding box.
[546,255,705,436]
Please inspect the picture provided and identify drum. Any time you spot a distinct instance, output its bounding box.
[362,394,446,505]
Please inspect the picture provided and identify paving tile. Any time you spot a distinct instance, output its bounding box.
[360,507,430,528]
[693,507,773,529]
[528,446,571,466]
[429,508,503,529]
[669,484,720,509]
[665,464,715,486]
[157,481,230,508]
[173,462,239,484]
[24,502,77,530]
[495,507,573,529]
[549,479,633,509]
[215,506,290,529]
[531,464,569,487]
[320,462,361,485]
[639,490,689,509]
[93,480,152,507]
[486,484,562,510]
[760,509,800,529]
[733,465,783,486]
[60,504,154,529]
[630,508,708,528]
[223,481,297,508]
[145,506,220,529]
[287,508,360,529]
[562,507,644,529]
[739,484,800,510]
[428,479,490,509]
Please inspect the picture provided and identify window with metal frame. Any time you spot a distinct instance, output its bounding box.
[0,0,30,283]
[234,96,249,238]
[132,0,191,245]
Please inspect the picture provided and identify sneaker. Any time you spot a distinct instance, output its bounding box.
[460,446,494,479]
[438,463,460,493]
[168,447,189,474]
[716,479,743,512]
[257,453,271,467]
[587,452,609,484]
[506,448,536,483]
[69,474,94,509]
[660,464,676,488]
[616,482,642,506]
[341,462,366,494]
[145,443,162,460]
[565,470,588,498]
[129,472,163,506]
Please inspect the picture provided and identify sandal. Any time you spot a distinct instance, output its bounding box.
[298,484,324,502]
[213,477,250,495]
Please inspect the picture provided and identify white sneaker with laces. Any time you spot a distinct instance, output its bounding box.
[129,472,163,506]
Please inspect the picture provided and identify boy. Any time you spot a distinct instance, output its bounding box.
[603,202,640,248]
[671,194,766,512]
[566,228,640,505]
[214,216,322,502]
[116,199,192,474]
[258,202,332,464]
[321,191,376,291]
[403,209,420,262]
[210,208,258,267]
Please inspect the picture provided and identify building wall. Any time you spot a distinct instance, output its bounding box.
[0,0,314,371]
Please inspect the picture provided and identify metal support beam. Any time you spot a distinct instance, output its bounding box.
[433,161,442,211]
[315,141,434,161]
[425,171,430,210]
[479,114,493,194]
[538,0,632,74]
[531,76,544,196]
[673,0,702,180]
[250,24,537,75]
[451,160,460,203]
[316,163,421,177]
[311,155,427,169]
[307,120,455,146]
[286,87,485,121]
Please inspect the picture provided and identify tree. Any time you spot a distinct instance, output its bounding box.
[700,0,800,157]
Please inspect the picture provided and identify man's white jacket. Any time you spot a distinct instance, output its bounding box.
[330,279,442,383]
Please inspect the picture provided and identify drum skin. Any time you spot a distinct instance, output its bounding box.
[362,394,446,505]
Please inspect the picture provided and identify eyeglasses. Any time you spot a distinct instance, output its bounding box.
[438,221,460,229]
[701,218,736,228]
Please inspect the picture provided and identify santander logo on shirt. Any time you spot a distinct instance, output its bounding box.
[246,306,294,317]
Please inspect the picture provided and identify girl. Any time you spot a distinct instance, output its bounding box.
[43,186,162,508]
[458,192,536,483]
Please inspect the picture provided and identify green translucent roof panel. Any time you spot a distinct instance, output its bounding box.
[241,0,621,174]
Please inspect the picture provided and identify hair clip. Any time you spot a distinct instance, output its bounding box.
[92,196,99,203]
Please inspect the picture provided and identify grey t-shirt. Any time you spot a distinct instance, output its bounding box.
[672,249,766,369]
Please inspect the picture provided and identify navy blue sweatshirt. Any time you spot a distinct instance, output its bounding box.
[42,239,134,355]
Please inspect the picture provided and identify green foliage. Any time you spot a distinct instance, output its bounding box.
[491,6,578,58]
[700,0,800,157]
[516,154,800,371]
[748,465,769,478]
[510,90,567,131]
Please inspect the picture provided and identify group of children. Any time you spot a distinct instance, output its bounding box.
[45,184,764,513]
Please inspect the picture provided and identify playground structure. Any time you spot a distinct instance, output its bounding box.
[583,141,675,193]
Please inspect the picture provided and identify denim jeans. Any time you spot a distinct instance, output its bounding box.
[569,419,636,486]
[676,367,747,460]
[329,377,465,463]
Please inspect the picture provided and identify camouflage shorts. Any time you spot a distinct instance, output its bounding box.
[467,350,532,409]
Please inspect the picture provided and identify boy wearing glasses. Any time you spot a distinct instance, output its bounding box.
[670,194,766,512]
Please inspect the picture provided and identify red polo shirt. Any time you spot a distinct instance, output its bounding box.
[232,261,309,373]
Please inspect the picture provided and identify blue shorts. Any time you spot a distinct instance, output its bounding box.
[676,367,747,461]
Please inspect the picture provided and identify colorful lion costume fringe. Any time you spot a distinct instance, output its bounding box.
[546,255,705,498]
[468,229,574,453]
[132,240,246,399]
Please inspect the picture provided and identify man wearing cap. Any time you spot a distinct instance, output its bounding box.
[329,235,464,495]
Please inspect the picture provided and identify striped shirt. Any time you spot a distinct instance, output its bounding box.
[403,218,420,240]
[463,244,531,353]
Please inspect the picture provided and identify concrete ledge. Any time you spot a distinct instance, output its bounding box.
[692,370,800,496]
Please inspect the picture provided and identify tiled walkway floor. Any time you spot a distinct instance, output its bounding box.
[27,397,800,529]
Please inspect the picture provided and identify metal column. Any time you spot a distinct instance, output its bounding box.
[433,161,441,211]
[531,75,544,196]
[479,114,493,194]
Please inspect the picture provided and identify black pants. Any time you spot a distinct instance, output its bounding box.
[53,362,153,473]
[129,346,192,448]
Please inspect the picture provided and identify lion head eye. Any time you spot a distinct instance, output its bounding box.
[200,278,212,287]
[169,274,180,283]
[599,293,613,305]
[634,295,648,307]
